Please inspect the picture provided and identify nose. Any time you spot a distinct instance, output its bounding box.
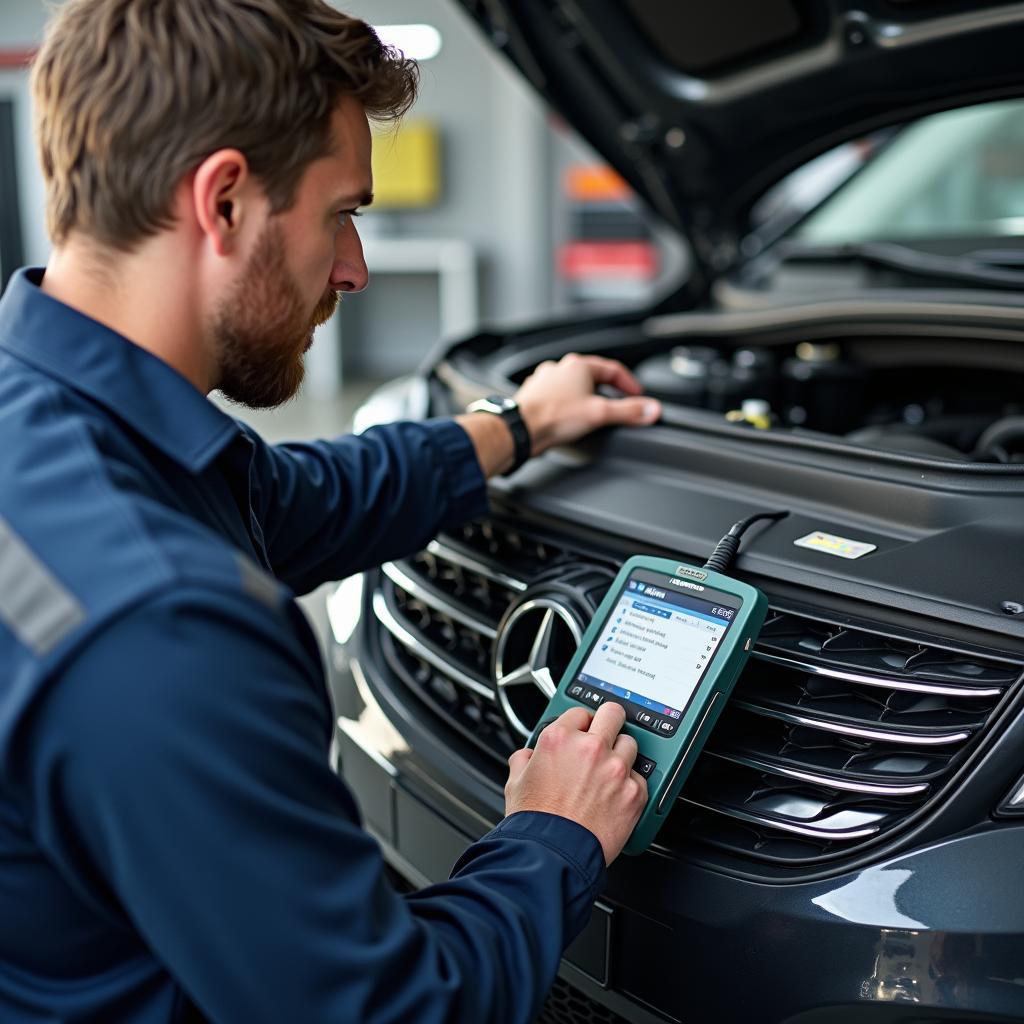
[329,218,369,293]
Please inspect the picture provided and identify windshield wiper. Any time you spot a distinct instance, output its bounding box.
[768,240,1024,291]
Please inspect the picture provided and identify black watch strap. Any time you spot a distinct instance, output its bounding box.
[499,404,531,474]
[467,395,532,474]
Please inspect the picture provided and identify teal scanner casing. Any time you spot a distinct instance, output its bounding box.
[527,555,768,855]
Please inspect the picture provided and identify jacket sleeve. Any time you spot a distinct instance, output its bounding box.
[243,418,489,594]
[21,585,605,1024]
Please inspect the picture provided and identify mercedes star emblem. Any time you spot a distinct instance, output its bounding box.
[494,597,583,739]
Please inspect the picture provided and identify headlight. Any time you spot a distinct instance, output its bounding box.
[998,771,1024,815]
[326,573,364,647]
[352,376,429,433]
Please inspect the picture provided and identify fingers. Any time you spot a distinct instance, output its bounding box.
[508,747,533,770]
[553,705,594,733]
[612,730,639,768]
[506,747,533,786]
[586,700,627,746]
[576,355,644,396]
[513,352,660,459]
[591,394,661,428]
[567,353,660,428]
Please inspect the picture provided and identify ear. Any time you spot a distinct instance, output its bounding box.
[191,149,252,257]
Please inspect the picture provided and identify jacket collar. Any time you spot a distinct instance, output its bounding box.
[0,267,241,472]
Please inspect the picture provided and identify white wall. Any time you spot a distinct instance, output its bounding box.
[0,0,49,39]
[0,0,564,323]
[342,0,558,325]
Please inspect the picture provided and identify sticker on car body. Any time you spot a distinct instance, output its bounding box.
[794,531,877,559]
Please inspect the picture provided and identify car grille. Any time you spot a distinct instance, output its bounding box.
[537,977,632,1024]
[367,518,1022,867]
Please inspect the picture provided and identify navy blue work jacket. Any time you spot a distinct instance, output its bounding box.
[0,268,605,1023]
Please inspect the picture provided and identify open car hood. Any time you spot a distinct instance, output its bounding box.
[455,0,1024,296]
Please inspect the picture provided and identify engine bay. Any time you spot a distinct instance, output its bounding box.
[629,337,1024,464]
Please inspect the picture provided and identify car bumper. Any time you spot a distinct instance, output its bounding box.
[329,629,1024,1024]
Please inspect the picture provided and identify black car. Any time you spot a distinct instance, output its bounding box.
[327,3,1024,1021]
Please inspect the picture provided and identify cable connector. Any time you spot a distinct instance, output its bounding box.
[702,511,789,575]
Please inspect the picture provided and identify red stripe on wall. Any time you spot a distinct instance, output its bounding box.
[0,50,36,69]
[558,242,659,281]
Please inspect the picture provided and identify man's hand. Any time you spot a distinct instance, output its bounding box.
[455,353,661,477]
[515,353,661,457]
[504,703,647,865]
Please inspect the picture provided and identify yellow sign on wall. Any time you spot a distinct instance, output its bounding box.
[371,120,441,209]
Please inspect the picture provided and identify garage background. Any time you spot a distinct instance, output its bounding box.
[0,0,679,442]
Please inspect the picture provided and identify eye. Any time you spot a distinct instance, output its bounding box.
[335,209,362,230]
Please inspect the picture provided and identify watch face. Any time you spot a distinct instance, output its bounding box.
[470,395,517,414]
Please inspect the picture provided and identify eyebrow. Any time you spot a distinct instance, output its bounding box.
[333,191,374,210]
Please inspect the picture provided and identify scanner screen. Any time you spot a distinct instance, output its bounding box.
[575,569,742,726]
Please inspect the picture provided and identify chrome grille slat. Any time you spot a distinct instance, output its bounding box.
[682,798,885,841]
[752,649,1003,699]
[425,540,527,592]
[731,699,972,746]
[381,561,497,639]
[361,518,1022,867]
[758,611,1018,688]
[705,749,929,796]
[371,590,494,701]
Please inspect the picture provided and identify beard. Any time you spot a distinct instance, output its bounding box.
[212,221,339,409]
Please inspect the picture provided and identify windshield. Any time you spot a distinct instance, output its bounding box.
[796,99,1024,244]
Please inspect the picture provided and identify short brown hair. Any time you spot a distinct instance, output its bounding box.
[31,0,418,248]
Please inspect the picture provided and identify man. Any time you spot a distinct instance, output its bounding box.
[0,1,662,1021]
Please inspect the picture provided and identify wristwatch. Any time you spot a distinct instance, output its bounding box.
[466,394,532,474]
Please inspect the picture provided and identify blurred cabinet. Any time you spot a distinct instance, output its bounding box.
[304,238,478,398]
[0,99,24,292]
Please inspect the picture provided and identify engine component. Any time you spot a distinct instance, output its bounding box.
[781,342,866,434]
[973,415,1024,462]
[635,345,721,406]
[726,398,775,429]
[636,346,776,411]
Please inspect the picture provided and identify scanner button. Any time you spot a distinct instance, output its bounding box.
[633,754,657,778]
[744,637,752,651]
[658,720,676,735]
[636,711,654,726]
[569,684,584,698]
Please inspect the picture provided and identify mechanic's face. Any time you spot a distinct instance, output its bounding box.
[214,97,371,408]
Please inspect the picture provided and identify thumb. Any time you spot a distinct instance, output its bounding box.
[596,395,661,427]
[506,747,534,785]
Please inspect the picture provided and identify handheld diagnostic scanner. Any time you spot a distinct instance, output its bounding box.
[527,512,786,855]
